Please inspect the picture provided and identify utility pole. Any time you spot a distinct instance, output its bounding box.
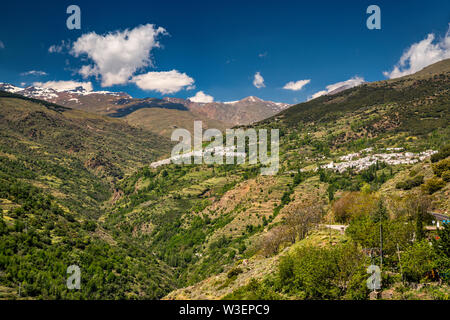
[397,243,403,283]
[379,212,383,270]
[329,225,332,244]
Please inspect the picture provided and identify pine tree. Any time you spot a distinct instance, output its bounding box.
[415,209,426,241]
[372,199,388,223]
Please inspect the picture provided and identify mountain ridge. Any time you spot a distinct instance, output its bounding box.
[0,83,290,128]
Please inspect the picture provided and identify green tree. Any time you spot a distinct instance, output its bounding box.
[433,222,450,278]
[401,240,436,282]
[277,243,368,299]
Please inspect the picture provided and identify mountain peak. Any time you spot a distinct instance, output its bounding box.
[0,83,24,93]
[241,96,263,103]
[223,96,265,104]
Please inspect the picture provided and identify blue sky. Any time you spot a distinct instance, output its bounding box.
[0,0,449,103]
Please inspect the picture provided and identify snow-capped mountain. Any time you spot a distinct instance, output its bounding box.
[0,82,126,99]
[186,96,290,125]
[0,83,25,93]
[223,96,289,113]
[0,82,290,125]
[0,82,131,113]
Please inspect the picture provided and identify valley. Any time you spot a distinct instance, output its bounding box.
[0,59,449,300]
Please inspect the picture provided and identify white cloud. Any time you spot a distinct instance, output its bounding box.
[188,91,214,103]
[309,76,365,100]
[71,24,168,87]
[383,26,450,79]
[48,40,71,53]
[131,70,195,94]
[283,79,310,91]
[253,72,265,88]
[33,80,93,92]
[0,41,4,49]
[21,70,48,76]
[310,90,328,100]
[324,76,365,93]
[258,52,267,58]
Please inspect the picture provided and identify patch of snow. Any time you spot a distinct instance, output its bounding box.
[0,83,24,93]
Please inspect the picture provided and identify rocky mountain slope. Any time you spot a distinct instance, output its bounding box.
[0,83,290,136]
[181,96,289,126]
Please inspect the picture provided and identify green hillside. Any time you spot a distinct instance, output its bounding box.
[108,61,450,299]
[261,58,449,134]
[0,60,449,300]
[124,107,227,138]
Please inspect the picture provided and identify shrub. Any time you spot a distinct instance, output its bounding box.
[430,144,450,163]
[395,175,424,190]
[360,183,371,194]
[332,192,377,223]
[227,267,243,279]
[277,243,368,299]
[442,170,450,182]
[223,278,283,300]
[82,220,97,232]
[261,204,322,256]
[432,223,450,281]
[346,213,415,260]
[432,158,450,177]
[401,240,436,282]
[261,226,286,256]
[421,177,446,194]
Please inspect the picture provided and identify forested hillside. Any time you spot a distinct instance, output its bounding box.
[0,93,174,298]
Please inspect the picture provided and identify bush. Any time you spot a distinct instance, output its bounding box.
[332,192,377,223]
[442,171,450,182]
[82,220,97,232]
[261,226,286,256]
[430,144,450,163]
[433,222,450,277]
[401,240,436,282]
[277,243,368,299]
[227,267,243,279]
[396,175,424,190]
[346,213,415,261]
[224,278,283,300]
[421,177,446,194]
[261,204,322,256]
[432,158,450,177]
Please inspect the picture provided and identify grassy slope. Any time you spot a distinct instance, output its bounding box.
[124,107,228,138]
[255,59,449,146]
